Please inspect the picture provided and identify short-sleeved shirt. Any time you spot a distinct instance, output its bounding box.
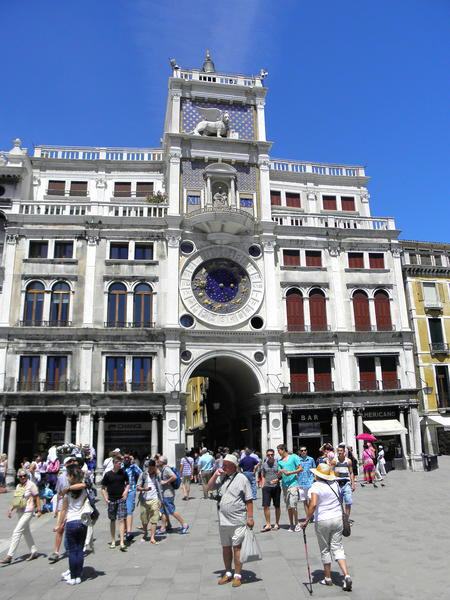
[261,460,280,488]
[101,469,129,501]
[298,455,315,488]
[308,480,342,522]
[125,464,142,491]
[180,457,194,476]
[216,472,253,526]
[137,472,159,501]
[198,453,215,472]
[160,466,176,498]
[20,480,39,512]
[239,455,259,472]
[278,454,301,488]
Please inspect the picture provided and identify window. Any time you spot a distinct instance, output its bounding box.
[353,290,371,331]
[18,356,41,391]
[305,251,322,267]
[359,356,376,390]
[69,181,88,197]
[429,318,446,353]
[420,254,432,265]
[133,283,153,327]
[240,197,253,208]
[23,281,45,325]
[423,283,439,307]
[29,241,48,258]
[313,357,332,391]
[50,282,71,325]
[341,196,355,211]
[54,241,73,258]
[187,195,201,206]
[374,290,392,331]
[110,243,129,260]
[348,252,364,269]
[47,180,65,196]
[290,357,308,392]
[135,244,154,260]
[283,250,300,267]
[136,182,154,197]
[434,254,443,266]
[409,253,418,264]
[270,191,281,206]
[309,289,327,331]
[132,357,152,391]
[105,356,126,391]
[114,182,131,197]
[286,289,304,331]
[286,192,301,208]
[380,356,398,389]
[107,283,127,327]
[46,356,68,391]
[436,366,450,408]
[322,195,337,210]
[369,253,385,269]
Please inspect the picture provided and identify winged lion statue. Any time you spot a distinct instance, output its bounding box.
[191,106,230,137]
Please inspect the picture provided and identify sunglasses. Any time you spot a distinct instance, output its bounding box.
[18,475,27,478]
[267,453,274,456]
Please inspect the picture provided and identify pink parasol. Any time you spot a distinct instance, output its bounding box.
[355,433,377,442]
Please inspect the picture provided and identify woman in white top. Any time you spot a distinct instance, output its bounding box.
[55,466,89,585]
[301,462,352,591]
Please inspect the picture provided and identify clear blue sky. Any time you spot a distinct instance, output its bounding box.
[2,1,449,242]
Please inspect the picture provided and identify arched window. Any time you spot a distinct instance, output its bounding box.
[50,282,71,326]
[23,281,45,325]
[286,289,304,331]
[107,282,127,327]
[353,290,371,331]
[309,288,327,331]
[374,290,392,331]
[133,283,153,327]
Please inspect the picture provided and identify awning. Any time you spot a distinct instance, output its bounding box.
[364,419,408,436]
[426,415,450,431]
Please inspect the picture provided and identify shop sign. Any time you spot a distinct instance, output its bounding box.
[105,422,151,432]
[364,409,397,419]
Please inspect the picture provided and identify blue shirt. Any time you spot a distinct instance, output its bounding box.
[125,464,142,491]
[277,454,301,488]
[239,455,259,472]
[198,453,215,472]
[297,455,315,488]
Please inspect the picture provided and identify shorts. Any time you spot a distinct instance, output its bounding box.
[108,498,127,521]
[262,486,281,508]
[298,487,310,502]
[219,524,246,548]
[140,498,160,526]
[126,490,136,515]
[162,497,176,515]
[283,486,299,509]
[339,481,353,506]
[182,476,191,485]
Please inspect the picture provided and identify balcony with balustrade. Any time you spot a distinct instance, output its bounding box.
[271,210,396,232]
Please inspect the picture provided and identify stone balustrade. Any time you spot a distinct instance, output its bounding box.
[271,211,396,231]
[270,159,365,177]
[34,146,163,161]
[13,200,168,219]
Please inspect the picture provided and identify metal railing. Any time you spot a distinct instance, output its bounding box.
[290,381,334,393]
[287,324,331,332]
[430,343,450,355]
[19,320,72,327]
[359,379,401,391]
[104,381,154,392]
[16,380,69,392]
[104,321,155,328]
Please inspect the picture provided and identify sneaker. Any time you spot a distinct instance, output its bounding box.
[48,552,60,563]
[288,526,295,533]
[119,545,128,552]
[343,575,352,591]
[180,524,190,534]
[109,542,116,549]
[294,523,302,532]
[66,578,81,586]
[61,570,70,580]
[1,556,12,565]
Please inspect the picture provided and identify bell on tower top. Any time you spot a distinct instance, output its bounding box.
[202,50,216,73]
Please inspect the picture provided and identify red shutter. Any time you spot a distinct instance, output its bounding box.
[136,182,154,197]
[114,182,132,197]
[69,181,88,196]
[374,291,392,331]
[353,291,371,331]
[283,250,300,266]
[286,290,304,331]
[348,253,364,268]
[305,251,322,267]
[323,195,337,210]
[359,357,377,390]
[290,358,308,392]
[286,192,301,208]
[309,289,327,331]
[380,356,398,389]
[314,357,332,391]
[48,180,65,195]
[341,196,355,211]
[270,191,281,206]
[369,253,384,269]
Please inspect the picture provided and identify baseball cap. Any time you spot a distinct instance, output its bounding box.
[64,456,77,465]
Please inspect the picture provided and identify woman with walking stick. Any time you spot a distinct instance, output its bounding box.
[300,463,352,591]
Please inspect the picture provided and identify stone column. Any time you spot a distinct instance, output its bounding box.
[356,410,364,460]
[151,413,159,457]
[286,410,293,453]
[399,408,409,463]
[95,413,105,482]
[342,406,356,448]
[164,235,181,327]
[64,413,72,444]
[409,406,424,471]
[170,90,181,133]
[6,413,17,486]
[268,404,284,451]
[258,157,272,221]
[262,240,280,330]
[260,407,268,454]
[0,235,18,326]
[164,401,181,466]
[255,98,267,141]
[331,410,339,448]
[0,411,5,454]
[82,235,99,326]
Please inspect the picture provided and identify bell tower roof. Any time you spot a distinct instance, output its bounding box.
[202,50,216,73]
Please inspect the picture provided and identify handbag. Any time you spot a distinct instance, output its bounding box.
[328,482,351,537]
[240,527,262,563]
[12,487,27,510]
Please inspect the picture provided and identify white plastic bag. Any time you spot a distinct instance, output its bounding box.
[240,527,262,563]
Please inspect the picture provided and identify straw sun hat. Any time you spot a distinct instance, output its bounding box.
[310,463,337,481]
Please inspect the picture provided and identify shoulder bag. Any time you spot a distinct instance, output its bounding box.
[327,482,351,537]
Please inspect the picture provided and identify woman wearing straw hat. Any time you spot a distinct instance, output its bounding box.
[300,462,352,591]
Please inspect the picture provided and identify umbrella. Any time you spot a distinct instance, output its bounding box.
[356,433,377,442]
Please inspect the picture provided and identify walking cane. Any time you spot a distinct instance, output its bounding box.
[302,528,313,595]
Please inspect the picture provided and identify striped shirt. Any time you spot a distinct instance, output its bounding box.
[180,457,194,476]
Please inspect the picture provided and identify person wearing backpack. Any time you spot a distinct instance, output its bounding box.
[157,456,189,534]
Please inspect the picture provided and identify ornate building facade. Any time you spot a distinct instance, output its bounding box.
[0,52,424,481]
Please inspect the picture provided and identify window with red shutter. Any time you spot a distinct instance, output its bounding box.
[313,357,332,391]
[305,251,322,267]
[322,195,337,210]
[286,192,301,208]
[341,196,355,211]
[290,357,308,392]
[283,250,300,267]
[286,289,304,331]
[309,289,327,331]
[136,182,154,197]
[353,290,371,331]
[358,356,377,390]
[374,290,392,331]
[114,182,132,197]
[369,253,385,269]
[380,356,398,389]
[348,252,364,269]
[270,191,281,206]
[48,180,65,196]
[69,181,88,196]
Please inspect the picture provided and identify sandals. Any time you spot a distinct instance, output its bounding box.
[261,525,272,532]
[273,524,280,530]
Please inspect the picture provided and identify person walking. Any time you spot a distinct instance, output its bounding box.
[198,448,215,499]
[277,444,303,532]
[0,469,42,564]
[48,456,79,563]
[330,444,355,518]
[239,447,259,501]
[136,459,161,544]
[101,455,129,551]
[123,454,142,542]
[301,462,353,591]
[0,453,7,488]
[375,445,387,485]
[179,451,194,501]
[297,446,316,520]
[347,446,359,478]
[361,442,377,487]
[157,456,189,534]
[207,454,254,588]
[260,449,280,531]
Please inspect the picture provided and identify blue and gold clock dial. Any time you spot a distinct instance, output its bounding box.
[192,259,251,314]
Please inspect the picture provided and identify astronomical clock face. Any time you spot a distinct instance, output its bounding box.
[180,246,264,326]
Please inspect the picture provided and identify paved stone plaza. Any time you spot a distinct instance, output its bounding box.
[0,459,448,600]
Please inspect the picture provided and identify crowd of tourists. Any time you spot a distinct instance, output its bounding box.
[0,439,388,591]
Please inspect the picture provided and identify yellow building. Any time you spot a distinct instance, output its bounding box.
[402,241,450,454]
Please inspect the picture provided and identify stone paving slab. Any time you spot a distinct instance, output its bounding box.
[0,458,449,599]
